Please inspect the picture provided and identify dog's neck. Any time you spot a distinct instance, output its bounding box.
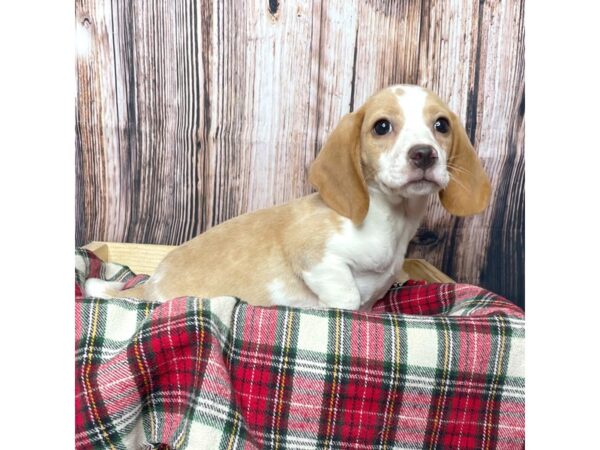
[366,183,430,223]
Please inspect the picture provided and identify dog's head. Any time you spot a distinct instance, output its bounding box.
[309,85,491,224]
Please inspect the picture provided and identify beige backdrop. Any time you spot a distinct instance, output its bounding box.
[76,0,525,308]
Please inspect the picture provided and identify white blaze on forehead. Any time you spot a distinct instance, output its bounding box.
[393,86,437,148]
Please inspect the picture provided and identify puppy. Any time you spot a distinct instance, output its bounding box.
[86,84,490,310]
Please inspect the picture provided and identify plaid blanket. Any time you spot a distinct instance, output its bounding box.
[75,248,524,449]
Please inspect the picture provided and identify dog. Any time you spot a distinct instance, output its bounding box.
[85,84,490,310]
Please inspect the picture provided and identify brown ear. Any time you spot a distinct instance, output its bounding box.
[308,111,369,225]
[439,113,491,216]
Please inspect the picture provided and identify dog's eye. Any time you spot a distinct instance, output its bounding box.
[373,119,392,136]
[434,117,450,134]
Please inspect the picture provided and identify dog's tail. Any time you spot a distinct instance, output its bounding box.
[84,278,146,300]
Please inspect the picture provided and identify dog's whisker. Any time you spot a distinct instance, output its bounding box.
[447,163,474,177]
[446,163,473,177]
[448,172,471,193]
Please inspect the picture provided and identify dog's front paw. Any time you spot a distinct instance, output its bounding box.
[318,294,361,311]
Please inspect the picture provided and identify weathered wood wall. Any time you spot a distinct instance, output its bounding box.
[75,0,525,308]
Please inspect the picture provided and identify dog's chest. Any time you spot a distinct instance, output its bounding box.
[328,199,423,304]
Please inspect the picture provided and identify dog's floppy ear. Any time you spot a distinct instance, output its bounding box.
[309,111,369,225]
[439,113,491,216]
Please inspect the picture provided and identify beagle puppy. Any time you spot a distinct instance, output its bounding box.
[86,84,490,311]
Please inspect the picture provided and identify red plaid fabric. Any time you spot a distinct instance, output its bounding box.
[75,248,524,449]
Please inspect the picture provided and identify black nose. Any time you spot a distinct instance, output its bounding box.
[408,145,438,170]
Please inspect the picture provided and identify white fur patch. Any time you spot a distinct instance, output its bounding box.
[267,279,319,308]
[302,256,361,310]
[84,278,125,299]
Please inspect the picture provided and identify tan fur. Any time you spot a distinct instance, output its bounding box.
[118,194,341,306]
[308,111,369,225]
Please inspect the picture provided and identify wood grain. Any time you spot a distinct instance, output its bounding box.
[83,241,177,275]
[75,0,525,308]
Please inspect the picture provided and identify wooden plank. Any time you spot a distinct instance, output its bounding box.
[83,241,452,283]
[308,1,359,160]
[206,0,322,224]
[83,241,176,275]
[352,0,424,107]
[471,0,524,307]
[403,259,455,284]
[82,241,109,261]
[204,0,359,227]
[76,0,112,245]
[109,0,202,244]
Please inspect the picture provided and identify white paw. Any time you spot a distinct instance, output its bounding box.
[84,278,125,299]
[319,294,361,311]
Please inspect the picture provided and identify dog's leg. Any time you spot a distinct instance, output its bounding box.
[84,278,147,300]
[302,259,361,310]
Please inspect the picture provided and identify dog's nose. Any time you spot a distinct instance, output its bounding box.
[408,145,438,170]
